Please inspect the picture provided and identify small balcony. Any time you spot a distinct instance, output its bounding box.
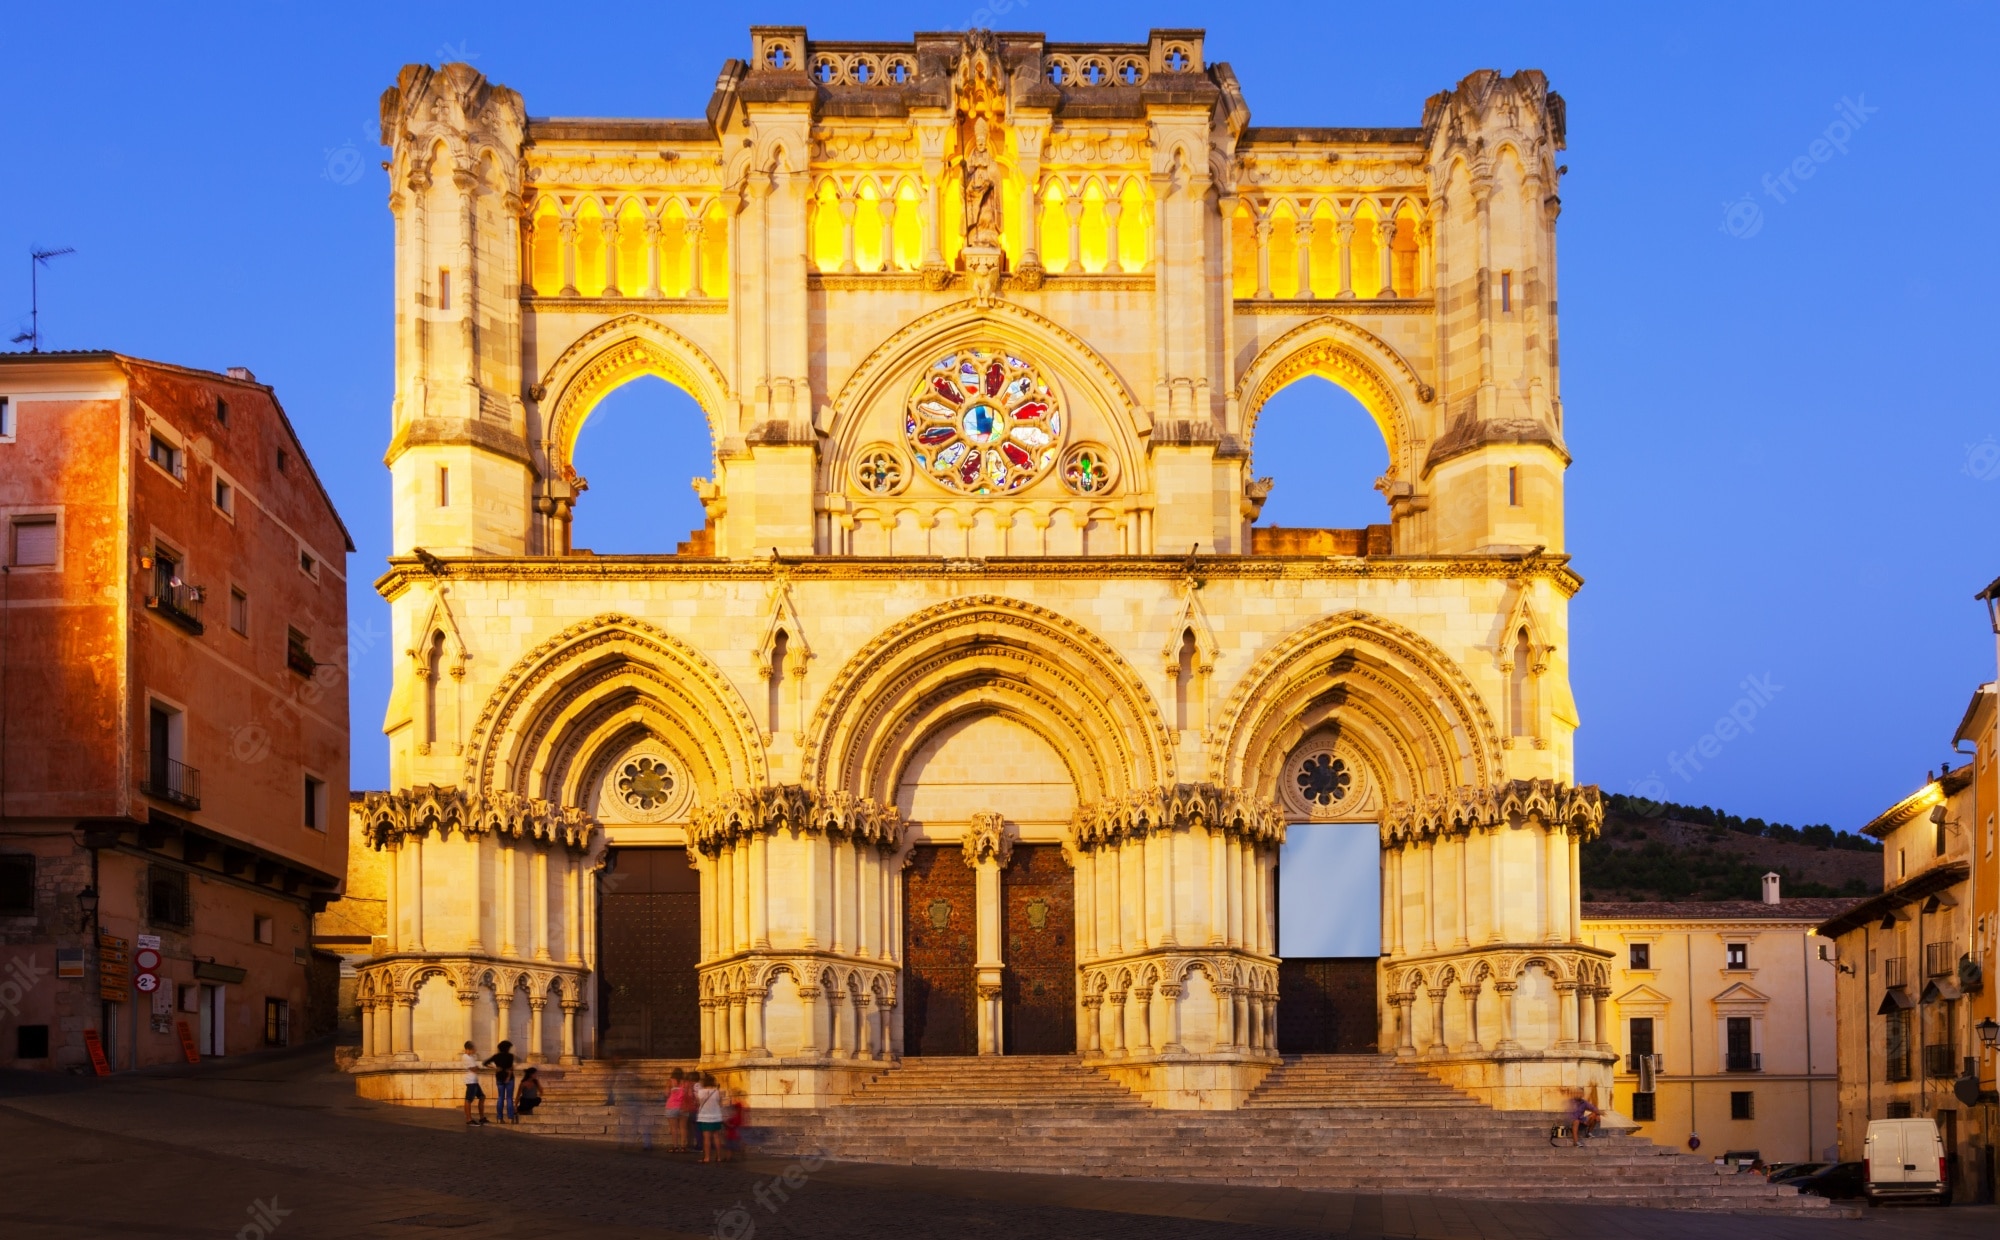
[1925,942,1956,978]
[1924,1043,1958,1079]
[140,752,201,811]
[1724,1051,1762,1073]
[145,575,205,635]
[1883,956,1908,989]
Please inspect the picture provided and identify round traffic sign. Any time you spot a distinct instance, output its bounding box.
[134,948,161,971]
[134,972,160,993]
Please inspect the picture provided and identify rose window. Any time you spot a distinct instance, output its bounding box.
[905,348,1064,494]
[1296,753,1350,807]
[617,757,676,812]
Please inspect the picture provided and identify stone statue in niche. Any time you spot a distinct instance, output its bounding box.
[961,118,1002,250]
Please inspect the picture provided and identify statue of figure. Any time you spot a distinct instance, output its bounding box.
[962,118,1002,250]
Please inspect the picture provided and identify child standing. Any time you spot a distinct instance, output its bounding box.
[664,1068,690,1152]
[460,1041,488,1126]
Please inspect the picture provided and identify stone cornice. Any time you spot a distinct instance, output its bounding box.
[360,785,598,852]
[1070,783,1286,852]
[376,552,1584,600]
[1234,297,1435,316]
[1384,778,1604,845]
[688,784,905,855]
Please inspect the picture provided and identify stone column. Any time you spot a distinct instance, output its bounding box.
[387,841,402,953]
[683,217,705,297]
[1493,981,1519,1052]
[1579,981,1598,1048]
[745,986,769,1058]
[1157,829,1176,947]
[499,846,516,957]
[1104,198,1124,274]
[598,217,620,296]
[564,852,583,964]
[1592,987,1611,1051]
[1427,987,1449,1053]
[799,986,823,1057]
[1213,984,1236,1050]
[1293,217,1314,299]
[1394,995,1416,1055]
[837,187,858,273]
[1235,987,1253,1054]
[532,848,550,960]
[879,197,898,273]
[970,846,1005,1055]
[1335,219,1355,299]
[457,989,477,1047]
[1421,839,1438,952]
[1453,835,1471,948]
[558,217,579,296]
[728,994,746,1057]
[1132,987,1154,1054]
[394,996,417,1061]
[560,1001,581,1065]
[1064,196,1085,274]
[1555,981,1580,1047]
[1386,845,1403,955]
[527,997,547,1064]
[1377,217,1398,297]
[1083,994,1103,1056]
[643,216,664,297]
[1249,991,1266,1052]
[1253,215,1273,298]
[749,833,770,948]
[1109,992,1128,1056]
[410,833,426,952]
[359,1000,377,1057]
[1208,829,1227,947]
[1158,982,1184,1053]
[1487,826,1506,944]
[1542,827,1562,943]
[1458,983,1483,1052]
[495,992,514,1050]
[1568,834,1583,941]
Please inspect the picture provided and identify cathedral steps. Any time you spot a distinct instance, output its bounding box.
[512,1054,1846,1215]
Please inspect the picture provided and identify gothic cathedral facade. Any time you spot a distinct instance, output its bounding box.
[351,27,1608,1112]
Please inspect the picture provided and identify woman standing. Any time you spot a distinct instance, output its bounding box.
[664,1069,690,1152]
[693,1072,725,1163]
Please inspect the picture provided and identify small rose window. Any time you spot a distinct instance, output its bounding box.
[905,347,1064,494]
[617,757,677,812]
[1296,753,1350,807]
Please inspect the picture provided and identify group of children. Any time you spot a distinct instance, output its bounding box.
[459,1039,542,1126]
[664,1068,745,1162]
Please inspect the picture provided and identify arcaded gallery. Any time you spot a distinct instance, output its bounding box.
[340,25,1610,1114]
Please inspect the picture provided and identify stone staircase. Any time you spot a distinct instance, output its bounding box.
[511,1053,1845,1215]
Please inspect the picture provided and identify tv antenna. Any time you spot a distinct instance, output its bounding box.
[11,246,76,352]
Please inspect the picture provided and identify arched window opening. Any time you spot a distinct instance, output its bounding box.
[423,630,444,745]
[767,629,789,735]
[615,201,648,296]
[1174,627,1196,732]
[529,201,562,296]
[573,200,607,298]
[567,375,713,554]
[1040,182,1072,273]
[1267,201,1300,299]
[1348,205,1383,300]
[1230,203,1257,298]
[1250,377,1389,548]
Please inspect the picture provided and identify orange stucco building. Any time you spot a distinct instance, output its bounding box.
[0,352,350,1071]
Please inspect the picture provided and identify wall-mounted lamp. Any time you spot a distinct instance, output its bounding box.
[1978,1017,2000,1053]
[76,884,98,931]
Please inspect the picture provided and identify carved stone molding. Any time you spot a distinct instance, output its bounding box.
[960,810,1014,868]
[360,786,598,852]
[688,784,906,855]
[1069,783,1286,852]
[1382,778,1604,845]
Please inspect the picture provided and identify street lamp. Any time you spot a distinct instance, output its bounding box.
[1978,1017,2000,1054]
[76,885,98,931]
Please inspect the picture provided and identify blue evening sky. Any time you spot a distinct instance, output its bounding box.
[3,1,1994,852]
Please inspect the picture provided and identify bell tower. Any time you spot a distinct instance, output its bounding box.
[1420,71,1568,555]
[381,63,532,556]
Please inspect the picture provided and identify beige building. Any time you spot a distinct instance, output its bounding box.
[1584,886,1853,1165]
[339,27,1608,1113]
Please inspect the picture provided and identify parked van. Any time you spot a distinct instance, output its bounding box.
[1863,1118,1948,1205]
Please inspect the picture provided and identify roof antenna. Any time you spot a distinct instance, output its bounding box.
[11,246,76,352]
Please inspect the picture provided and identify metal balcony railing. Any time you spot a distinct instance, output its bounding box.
[146,574,205,635]
[1924,1043,1958,1079]
[140,752,201,810]
[1724,1051,1762,1073]
[1883,956,1908,988]
[1926,942,1956,978]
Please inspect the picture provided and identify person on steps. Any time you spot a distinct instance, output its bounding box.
[483,1040,518,1124]
[461,1041,488,1126]
[694,1072,725,1163]
[1565,1092,1601,1146]
[515,1067,543,1117]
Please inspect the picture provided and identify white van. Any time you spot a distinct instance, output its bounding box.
[1863,1117,1948,1205]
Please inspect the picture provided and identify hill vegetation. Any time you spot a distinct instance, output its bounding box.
[1579,794,1882,904]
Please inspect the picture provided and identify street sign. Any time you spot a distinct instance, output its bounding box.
[98,934,130,1002]
[134,948,161,972]
[134,973,160,993]
[136,934,161,951]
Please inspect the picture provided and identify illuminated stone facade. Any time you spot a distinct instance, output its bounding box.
[347,27,1606,1111]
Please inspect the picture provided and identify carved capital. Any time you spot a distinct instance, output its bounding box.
[961,810,1013,869]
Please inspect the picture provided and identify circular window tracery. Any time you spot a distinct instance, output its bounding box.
[853,443,909,496]
[618,756,677,811]
[1295,752,1351,807]
[1060,443,1117,495]
[904,347,1065,494]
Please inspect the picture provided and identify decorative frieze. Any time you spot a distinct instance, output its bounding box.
[688,785,907,855]
[1069,782,1286,851]
[1383,778,1603,844]
[359,785,597,852]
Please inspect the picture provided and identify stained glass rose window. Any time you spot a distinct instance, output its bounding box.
[904,347,1064,494]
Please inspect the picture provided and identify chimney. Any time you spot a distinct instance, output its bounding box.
[226,366,257,382]
[1761,872,1781,905]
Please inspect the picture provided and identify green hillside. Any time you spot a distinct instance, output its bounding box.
[1579,794,1882,903]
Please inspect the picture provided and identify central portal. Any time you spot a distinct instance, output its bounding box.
[901,844,978,1055]
[1002,844,1076,1053]
[597,847,700,1058]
